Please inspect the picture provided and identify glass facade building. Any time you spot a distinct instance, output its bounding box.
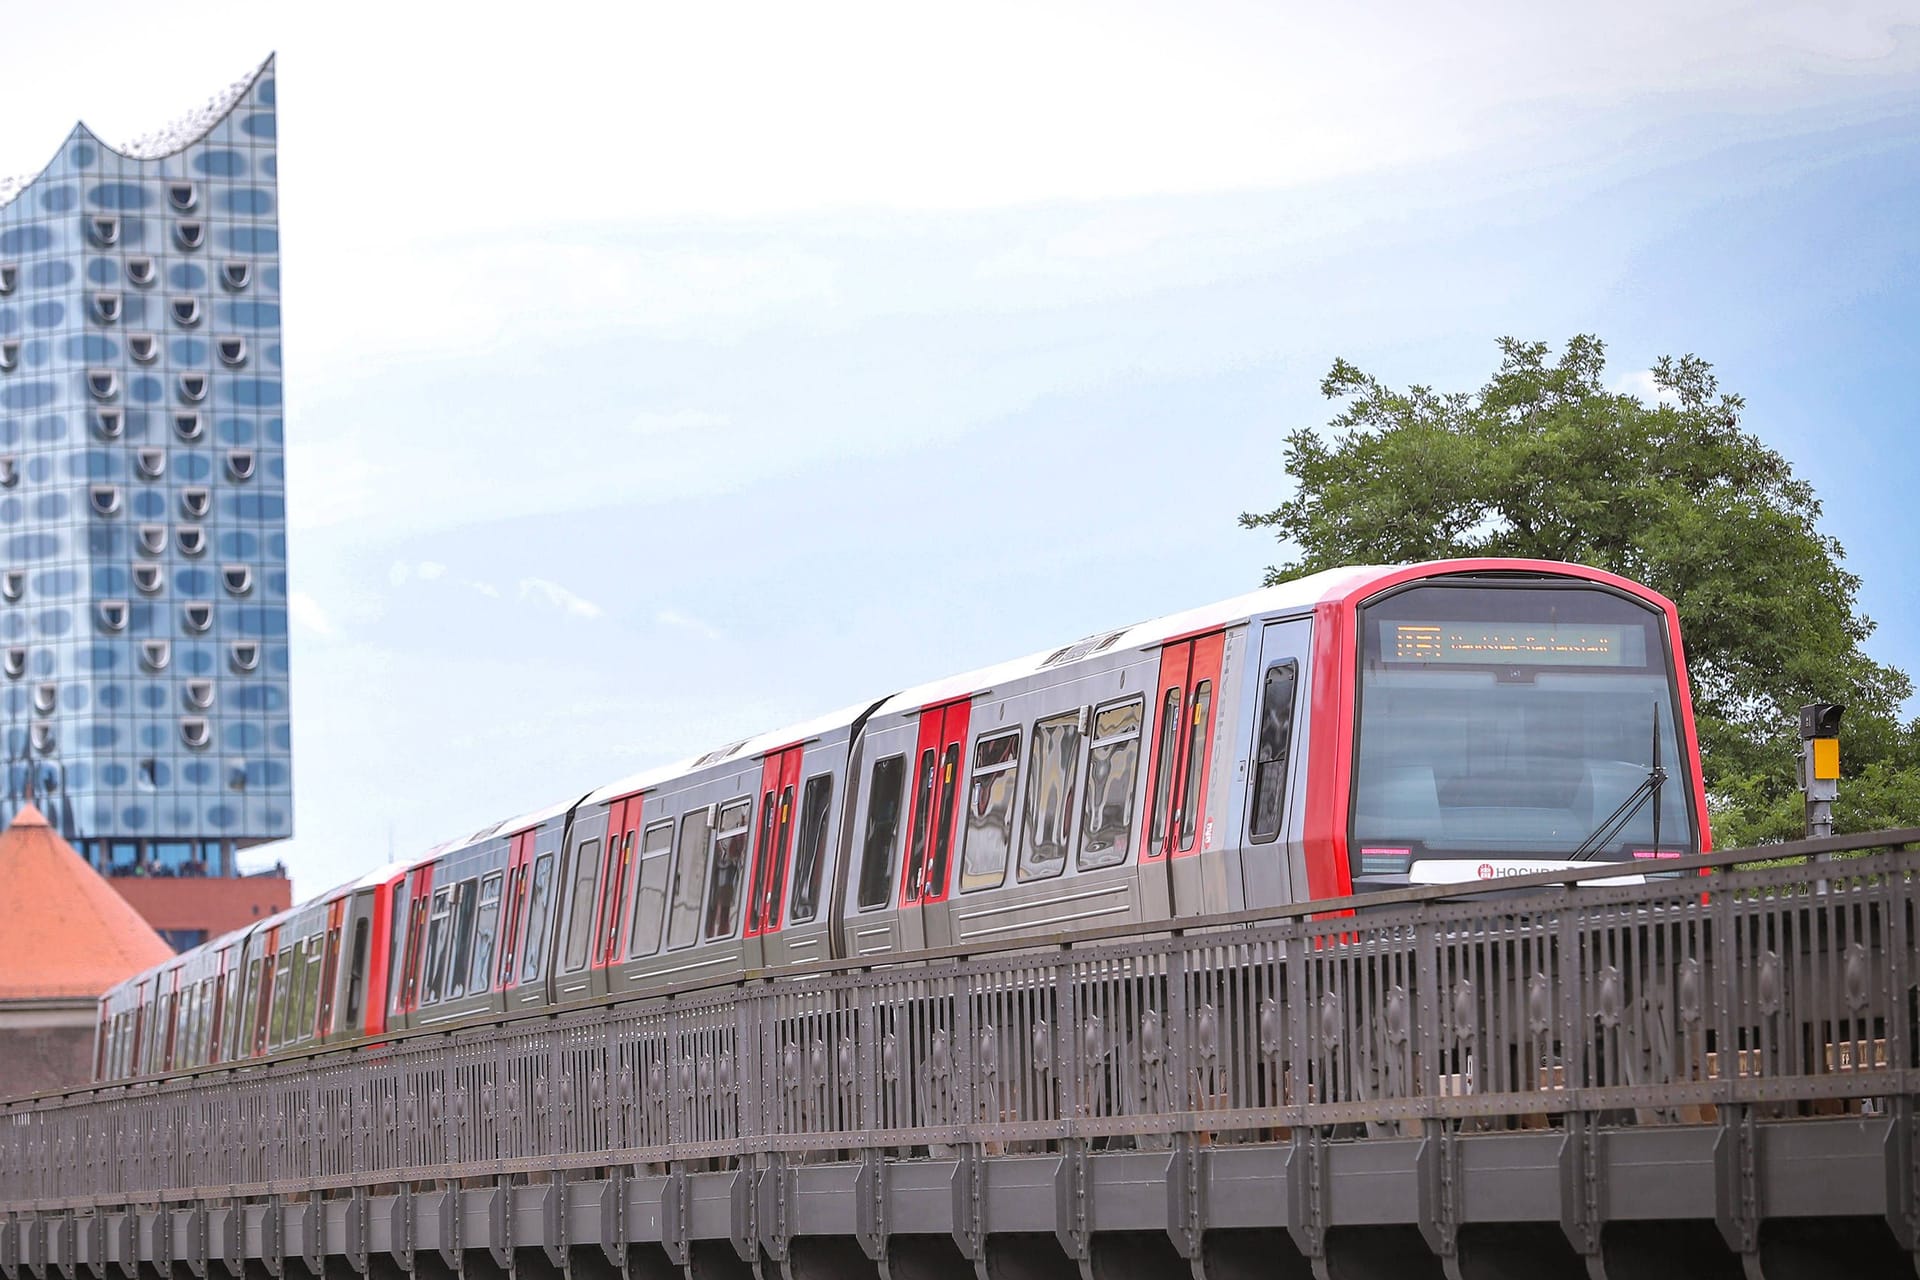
[0,56,290,884]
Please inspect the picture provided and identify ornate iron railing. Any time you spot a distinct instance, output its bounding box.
[2,831,1916,1211]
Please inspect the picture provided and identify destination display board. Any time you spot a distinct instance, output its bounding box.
[1385,621,1645,667]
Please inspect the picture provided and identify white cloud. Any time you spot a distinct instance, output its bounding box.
[417,561,447,581]
[1611,369,1682,406]
[520,579,604,620]
[288,591,335,638]
[469,580,501,599]
[387,562,410,587]
[657,608,724,641]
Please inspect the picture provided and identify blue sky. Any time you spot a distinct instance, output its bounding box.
[2,3,1916,890]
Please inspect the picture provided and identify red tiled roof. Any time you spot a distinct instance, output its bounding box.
[0,804,173,999]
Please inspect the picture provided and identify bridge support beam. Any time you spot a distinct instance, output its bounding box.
[1193,1230,1310,1280]
[781,1238,875,1280]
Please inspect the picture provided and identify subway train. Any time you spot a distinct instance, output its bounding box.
[93,558,1711,1084]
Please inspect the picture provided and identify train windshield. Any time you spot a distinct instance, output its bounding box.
[1350,582,1695,872]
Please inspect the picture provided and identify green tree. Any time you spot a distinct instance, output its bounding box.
[1240,336,1920,846]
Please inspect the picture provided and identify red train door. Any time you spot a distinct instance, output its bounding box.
[745,746,804,943]
[595,798,643,971]
[1142,632,1225,912]
[898,699,970,949]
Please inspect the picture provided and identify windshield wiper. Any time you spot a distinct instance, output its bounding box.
[1570,702,1668,861]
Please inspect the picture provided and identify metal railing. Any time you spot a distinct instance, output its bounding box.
[3,831,1916,1211]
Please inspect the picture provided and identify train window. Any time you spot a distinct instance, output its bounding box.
[857,755,906,910]
[497,864,527,984]
[961,731,1020,892]
[1146,689,1182,854]
[1248,662,1300,845]
[788,774,835,923]
[298,936,322,1040]
[600,830,635,963]
[447,878,479,998]
[562,839,603,972]
[629,821,674,956]
[904,749,937,900]
[1177,681,1213,851]
[223,968,242,1060]
[241,960,261,1056]
[705,799,752,940]
[422,887,453,1004]
[269,948,295,1047]
[928,746,960,897]
[520,854,557,982]
[467,874,503,995]
[748,791,778,934]
[386,888,410,1016]
[318,928,342,1034]
[667,809,713,950]
[1020,711,1083,882]
[1080,697,1144,869]
[344,919,371,1028]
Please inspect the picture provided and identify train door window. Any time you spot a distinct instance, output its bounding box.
[386,889,410,1015]
[224,968,243,1059]
[317,928,341,1035]
[466,874,503,994]
[857,755,907,910]
[1146,688,1182,851]
[209,969,228,1062]
[748,790,778,933]
[788,775,835,923]
[748,784,795,934]
[1177,682,1213,851]
[401,891,431,1012]
[422,887,454,1004]
[667,809,713,950]
[519,854,557,982]
[446,878,480,998]
[1080,697,1145,869]
[1019,711,1083,882]
[1248,661,1299,844]
[561,839,603,973]
[705,799,752,941]
[903,749,937,902]
[600,829,635,964]
[498,864,528,984]
[961,731,1020,892]
[344,919,371,1029]
[240,961,260,1056]
[928,746,960,898]
[629,821,675,956]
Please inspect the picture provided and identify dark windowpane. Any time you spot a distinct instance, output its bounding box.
[905,748,937,899]
[446,878,480,998]
[927,745,960,897]
[1249,662,1299,843]
[467,874,503,995]
[788,774,834,923]
[705,800,752,940]
[857,755,907,910]
[422,888,452,1004]
[749,790,779,933]
[1178,682,1213,850]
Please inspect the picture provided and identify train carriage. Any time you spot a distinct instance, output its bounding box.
[94,559,1710,1084]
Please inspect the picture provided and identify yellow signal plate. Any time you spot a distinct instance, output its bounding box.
[1813,737,1840,781]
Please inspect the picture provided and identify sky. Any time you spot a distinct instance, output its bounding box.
[2,2,1916,892]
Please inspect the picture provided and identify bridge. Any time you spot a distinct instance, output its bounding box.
[4,832,1918,1280]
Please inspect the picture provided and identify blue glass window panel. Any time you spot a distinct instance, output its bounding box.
[0,226,52,254]
[65,335,119,363]
[223,185,272,213]
[2,381,57,411]
[87,182,151,210]
[223,227,277,254]
[221,379,281,408]
[28,261,73,289]
[193,149,246,177]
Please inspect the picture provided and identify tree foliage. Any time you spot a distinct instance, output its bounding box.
[1240,336,1919,845]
